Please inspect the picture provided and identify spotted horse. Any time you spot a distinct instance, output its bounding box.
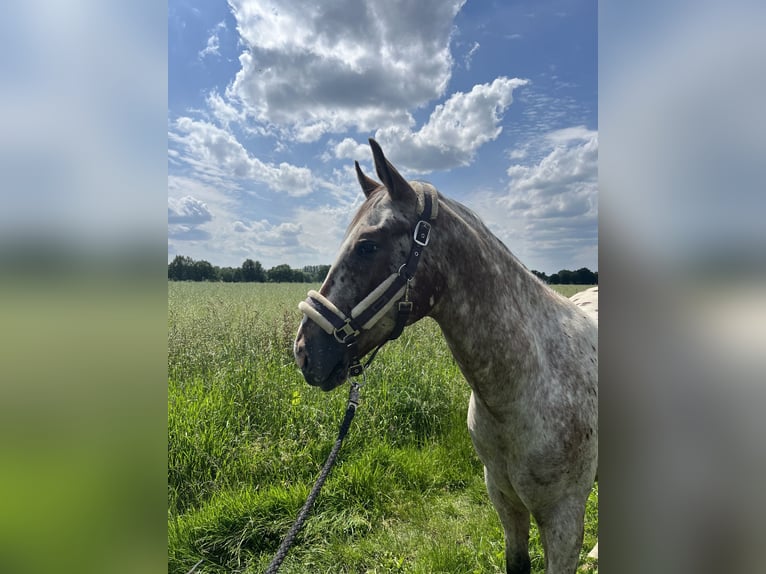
[294,139,598,574]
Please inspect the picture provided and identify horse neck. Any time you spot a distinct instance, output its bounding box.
[426,197,555,387]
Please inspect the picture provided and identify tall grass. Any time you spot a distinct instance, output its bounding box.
[168,283,598,573]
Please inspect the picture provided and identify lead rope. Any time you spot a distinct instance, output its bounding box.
[184,380,363,574]
[263,379,363,574]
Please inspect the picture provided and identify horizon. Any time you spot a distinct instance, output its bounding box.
[167,252,598,278]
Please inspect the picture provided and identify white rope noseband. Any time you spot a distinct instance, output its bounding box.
[299,273,406,340]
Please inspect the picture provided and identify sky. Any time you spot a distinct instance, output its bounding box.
[168,0,597,275]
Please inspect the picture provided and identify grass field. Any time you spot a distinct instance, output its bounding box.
[168,282,598,573]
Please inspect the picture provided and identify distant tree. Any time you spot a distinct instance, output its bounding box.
[557,269,574,284]
[291,269,308,282]
[194,259,217,281]
[241,259,266,282]
[168,255,194,281]
[187,261,201,281]
[302,264,331,282]
[267,264,294,283]
[167,256,354,284]
[573,267,597,285]
[316,264,331,282]
[218,266,235,282]
[546,267,598,285]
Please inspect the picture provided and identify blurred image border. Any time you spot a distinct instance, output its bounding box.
[1,2,764,573]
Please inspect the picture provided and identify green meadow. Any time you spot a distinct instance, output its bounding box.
[168,282,598,573]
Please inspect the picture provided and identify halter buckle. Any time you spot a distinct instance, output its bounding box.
[413,220,431,246]
[334,320,360,344]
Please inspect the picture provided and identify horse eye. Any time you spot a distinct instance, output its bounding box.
[356,240,379,257]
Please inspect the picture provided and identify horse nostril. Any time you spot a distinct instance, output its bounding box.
[298,351,308,371]
[294,337,308,370]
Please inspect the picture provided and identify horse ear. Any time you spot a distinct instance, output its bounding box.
[369,138,416,203]
[354,161,380,198]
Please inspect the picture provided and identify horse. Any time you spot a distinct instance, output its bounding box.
[293,139,598,574]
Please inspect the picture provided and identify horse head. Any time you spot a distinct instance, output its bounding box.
[294,139,440,391]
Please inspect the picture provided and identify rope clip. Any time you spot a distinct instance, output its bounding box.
[348,380,363,409]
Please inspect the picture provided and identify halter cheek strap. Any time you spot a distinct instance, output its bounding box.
[298,184,438,378]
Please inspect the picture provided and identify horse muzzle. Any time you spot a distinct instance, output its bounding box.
[294,319,349,391]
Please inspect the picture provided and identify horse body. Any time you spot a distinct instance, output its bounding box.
[427,197,598,573]
[294,140,597,574]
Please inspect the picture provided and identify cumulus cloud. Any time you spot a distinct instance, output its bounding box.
[168,225,211,241]
[168,117,315,196]
[469,126,598,272]
[231,219,301,247]
[292,203,358,262]
[333,77,528,173]
[168,195,213,242]
[206,91,245,129]
[168,195,213,225]
[340,77,528,172]
[215,218,324,266]
[331,138,370,162]
[224,0,466,140]
[505,126,597,204]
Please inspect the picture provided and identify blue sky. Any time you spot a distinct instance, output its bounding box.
[168,0,597,275]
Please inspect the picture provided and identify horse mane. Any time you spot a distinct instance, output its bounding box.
[438,193,542,279]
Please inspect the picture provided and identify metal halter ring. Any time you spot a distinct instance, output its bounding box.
[350,369,367,388]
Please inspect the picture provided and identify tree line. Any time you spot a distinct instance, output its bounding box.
[168,255,597,285]
[167,255,330,283]
[530,267,598,285]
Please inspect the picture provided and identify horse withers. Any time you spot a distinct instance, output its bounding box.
[294,139,597,574]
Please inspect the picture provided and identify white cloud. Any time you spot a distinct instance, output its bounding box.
[293,203,358,262]
[468,126,598,273]
[168,117,315,196]
[545,125,595,144]
[168,195,214,242]
[372,77,529,172]
[167,173,308,262]
[218,215,340,267]
[231,219,302,247]
[331,138,370,162]
[199,21,226,59]
[512,83,592,143]
[509,146,528,160]
[205,91,244,129]
[168,224,211,241]
[505,127,597,200]
[199,34,220,59]
[168,195,213,224]
[464,41,480,70]
[223,0,467,140]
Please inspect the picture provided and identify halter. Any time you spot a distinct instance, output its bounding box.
[298,183,438,380]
